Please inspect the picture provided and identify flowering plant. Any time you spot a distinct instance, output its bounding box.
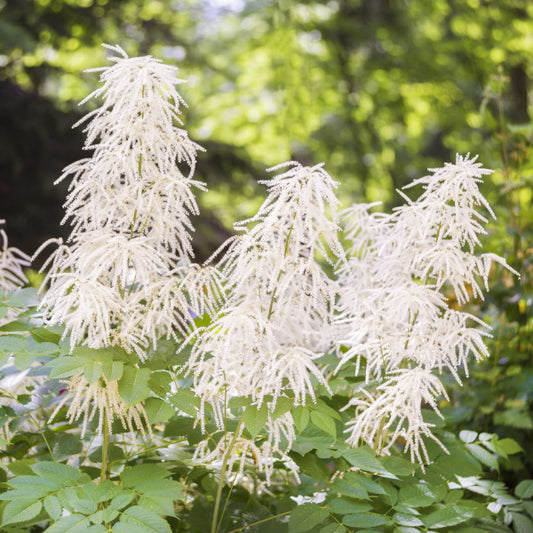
[0,47,531,533]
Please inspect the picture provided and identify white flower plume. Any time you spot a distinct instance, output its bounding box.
[37,45,219,358]
[188,162,343,437]
[338,154,516,464]
[0,221,30,291]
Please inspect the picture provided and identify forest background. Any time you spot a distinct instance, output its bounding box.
[0,0,532,530]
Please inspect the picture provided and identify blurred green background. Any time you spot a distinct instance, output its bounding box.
[1,0,531,256]
[0,0,532,478]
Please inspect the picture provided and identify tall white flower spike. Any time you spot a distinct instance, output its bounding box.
[188,162,343,477]
[338,154,517,465]
[37,45,219,358]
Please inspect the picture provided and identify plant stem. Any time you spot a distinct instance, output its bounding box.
[212,419,243,533]
[100,414,110,482]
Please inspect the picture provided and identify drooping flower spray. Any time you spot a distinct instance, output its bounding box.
[337,155,516,464]
[38,45,221,437]
[189,162,344,486]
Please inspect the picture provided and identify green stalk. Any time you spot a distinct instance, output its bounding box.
[100,413,110,483]
[212,419,243,533]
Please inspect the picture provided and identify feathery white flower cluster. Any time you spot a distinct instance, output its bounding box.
[188,162,343,465]
[49,374,151,438]
[337,154,514,464]
[0,222,29,291]
[37,45,220,358]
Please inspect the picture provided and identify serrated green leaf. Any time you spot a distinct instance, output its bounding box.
[31,327,61,344]
[319,524,346,533]
[272,396,293,420]
[345,472,387,495]
[108,491,135,511]
[47,356,84,380]
[53,433,83,458]
[134,478,184,515]
[1,499,42,526]
[328,499,373,515]
[422,505,476,528]
[288,504,329,533]
[43,495,62,521]
[459,430,478,444]
[118,366,151,406]
[313,400,342,421]
[380,456,416,476]
[393,512,424,527]
[83,361,103,384]
[102,360,123,382]
[310,410,336,439]
[399,484,442,507]
[466,443,498,470]
[337,447,392,476]
[293,405,310,433]
[342,513,388,527]
[168,388,200,417]
[148,371,171,396]
[113,505,171,533]
[516,480,533,499]
[120,464,170,487]
[31,462,89,485]
[43,514,91,533]
[522,501,533,519]
[496,438,523,455]
[243,403,268,438]
[329,478,368,500]
[144,397,175,424]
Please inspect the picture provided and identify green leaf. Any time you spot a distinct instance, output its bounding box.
[337,446,392,476]
[43,514,91,533]
[31,327,61,344]
[422,505,476,529]
[84,361,103,384]
[380,456,416,476]
[310,410,336,439]
[53,433,83,458]
[136,478,184,515]
[47,356,85,380]
[144,397,174,424]
[108,491,135,511]
[328,499,373,515]
[102,360,123,382]
[293,406,310,433]
[272,396,294,420]
[293,453,330,482]
[313,400,342,421]
[342,513,388,527]
[113,506,171,533]
[459,430,478,443]
[120,464,169,487]
[43,495,62,521]
[1,499,42,525]
[149,371,171,396]
[288,504,329,533]
[243,403,268,438]
[118,366,151,406]
[329,478,368,500]
[31,462,89,485]
[516,480,533,499]
[466,443,498,470]
[168,388,200,417]
[512,513,533,533]
[319,525,346,533]
[398,484,442,507]
[393,513,424,527]
[495,438,523,455]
